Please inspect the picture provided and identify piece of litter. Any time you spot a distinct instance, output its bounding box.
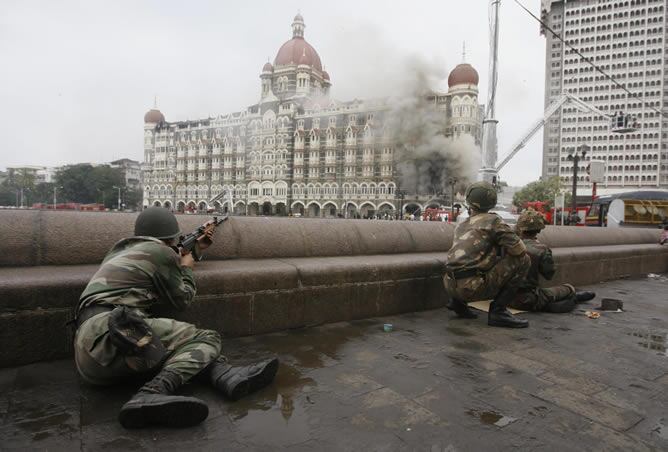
[585,311,601,319]
[406,428,412,431]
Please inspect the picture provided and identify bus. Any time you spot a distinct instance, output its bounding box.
[585,190,668,227]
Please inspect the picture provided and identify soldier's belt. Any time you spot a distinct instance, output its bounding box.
[76,305,115,329]
[449,268,482,279]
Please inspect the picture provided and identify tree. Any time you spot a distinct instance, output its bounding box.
[1,168,36,206]
[123,187,143,210]
[32,182,55,205]
[512,176,572,209]
[55,164,123,206]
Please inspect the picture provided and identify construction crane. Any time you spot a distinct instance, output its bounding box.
[495,92,639,173]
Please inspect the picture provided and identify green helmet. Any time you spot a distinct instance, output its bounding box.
[465,181,497,212]
[134,207,181,239]
[517,209,546,233]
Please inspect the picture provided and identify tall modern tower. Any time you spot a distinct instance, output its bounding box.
[540,0,667,194]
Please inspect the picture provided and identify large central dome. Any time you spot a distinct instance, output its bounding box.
[274,14,323,72]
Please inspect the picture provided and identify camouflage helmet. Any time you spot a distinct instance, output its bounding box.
[465,181,497,212]
[517,208,546,233]
[134,206,181,240]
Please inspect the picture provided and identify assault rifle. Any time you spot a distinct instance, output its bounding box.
[174,215,228,259]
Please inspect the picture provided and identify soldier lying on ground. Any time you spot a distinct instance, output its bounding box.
[443,181,531,328]
[509,209,595,313]
[73,207,279,429]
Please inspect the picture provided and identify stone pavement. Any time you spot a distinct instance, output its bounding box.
[1,275,667,451]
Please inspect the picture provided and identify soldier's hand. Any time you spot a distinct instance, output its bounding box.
[197,222,215,250]
[180,252,195,269]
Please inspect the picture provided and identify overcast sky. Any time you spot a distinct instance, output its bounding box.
[0,0,546,186]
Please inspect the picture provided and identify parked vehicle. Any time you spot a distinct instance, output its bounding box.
[585,190,668,227]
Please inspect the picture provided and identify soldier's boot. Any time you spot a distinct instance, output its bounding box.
[209,357,279,401]
[488,287,529,328]
[119,369,208,429]
[574,291,596,303]
[545,298,576,313]
[446,297,478,319]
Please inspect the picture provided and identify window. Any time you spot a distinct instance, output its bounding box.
[250,188,259,196]
[263,188,272,196]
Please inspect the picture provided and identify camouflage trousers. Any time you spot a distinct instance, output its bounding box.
[74,312,222,386]
[443,254,531,303]
[510,284,576,312]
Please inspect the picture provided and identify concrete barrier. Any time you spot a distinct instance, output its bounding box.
[0,210,666,368]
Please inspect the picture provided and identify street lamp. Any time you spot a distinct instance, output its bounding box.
[448,177,458,220]
[53,185,63,210]
[396,190,406,219]
[112,186,122,211]
[567,144,589,223]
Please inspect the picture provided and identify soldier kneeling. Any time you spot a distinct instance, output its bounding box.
[510,209,595,313]
[74,207,279,429]
[444,181,531,328]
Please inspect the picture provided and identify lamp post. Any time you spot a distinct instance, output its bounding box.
[396,190,406,219]
[53,185,63,210]
[113,186,122,211]
[567,144,589,223]
[448,177,458,220]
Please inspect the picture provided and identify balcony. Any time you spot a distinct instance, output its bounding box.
[211,163,220,169]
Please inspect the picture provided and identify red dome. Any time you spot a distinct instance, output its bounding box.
[262,62,274,72]
[275,38,322,71]
[448,63,479,87]
[144,109,165,123]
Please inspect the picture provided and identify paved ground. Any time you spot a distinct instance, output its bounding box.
[1,275,667,451]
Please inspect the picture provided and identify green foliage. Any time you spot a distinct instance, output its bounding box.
[512,176,572,208]
[123,187,143,210]
[32,182,56,204]
[0,168,37,206]
[55,164,124,207]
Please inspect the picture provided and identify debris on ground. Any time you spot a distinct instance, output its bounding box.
[585,311,601,319]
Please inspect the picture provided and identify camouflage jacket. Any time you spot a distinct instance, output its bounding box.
[519,237,556,290]
[446,212,526,274]
[76,237,196,316]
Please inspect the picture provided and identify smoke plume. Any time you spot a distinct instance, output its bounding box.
[385,55,481,197]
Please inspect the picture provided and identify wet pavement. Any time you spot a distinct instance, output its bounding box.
[1,275,667,451]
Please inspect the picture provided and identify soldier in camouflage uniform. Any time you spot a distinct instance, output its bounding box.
[74,207,279,429]
[510,209,595,313]
[443,181,531,328]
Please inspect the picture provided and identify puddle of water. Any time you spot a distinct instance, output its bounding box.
[228,364,316,447]
[12,401,76,441]
[451,341,489,352]
[627,329,667,356]
[466,409,517,427]
[257,320,375,370]
[445,326,475,337]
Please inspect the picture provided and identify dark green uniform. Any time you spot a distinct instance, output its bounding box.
[74,237,222,386]
[444,212,530,302]
[509,237,575,311]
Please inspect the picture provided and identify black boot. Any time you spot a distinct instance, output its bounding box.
[488,286,529,328]
[209,357,279,401]
[446,298,478,319]
[119,369,209,429]
[545,298,576,313]
[574,291,596,303]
